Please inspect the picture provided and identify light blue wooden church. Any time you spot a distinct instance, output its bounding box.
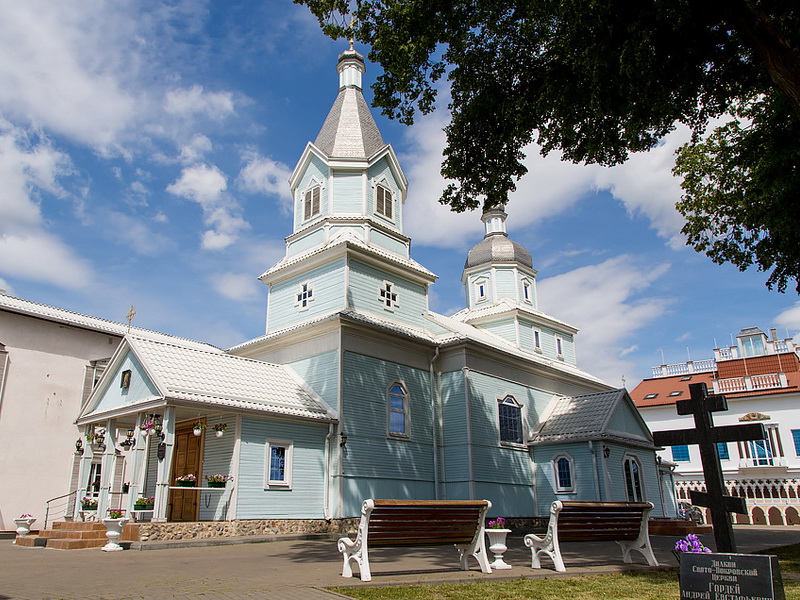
[76,47,669,527]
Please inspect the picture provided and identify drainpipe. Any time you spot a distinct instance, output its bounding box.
[324,423,334,519]
[438,369,446,499]
[429,346,440,499]
[463,367,476,500]
[589,441,602,500]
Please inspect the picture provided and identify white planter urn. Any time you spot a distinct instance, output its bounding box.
[485,528,513,569]
[101,518,129,552]
[14,517,36,542]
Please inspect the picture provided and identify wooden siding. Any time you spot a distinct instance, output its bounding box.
[266,259,346,332]
[532,442,601,514]
[294,154,328,231]
[607,402,651,440]
[368,157,401,229]
[288,351,339,413]
[480,319,518,346]
[236,416,328,518]
[93,351,159,413]
[287,227,326,257]
[370,228,407,257]
[494,267,518,300]
[332,172,363,213]
[199,414,236,520]
[604,445,663,514]
[339,352,435,515]
[518,320,576,365]
[347,259,428,328]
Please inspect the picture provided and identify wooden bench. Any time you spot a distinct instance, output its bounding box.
[338,499,493,582]
[524,501,658,572]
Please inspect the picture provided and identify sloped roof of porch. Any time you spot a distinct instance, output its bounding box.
[79,335,336,423]
[530,388,654,447]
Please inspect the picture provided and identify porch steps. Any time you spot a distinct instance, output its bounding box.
[15,521,139,550]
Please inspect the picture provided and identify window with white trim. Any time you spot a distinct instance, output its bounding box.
[303,185,321,220]
[533,329,542,352]
[388,382,409,437]
[376,184,393,218]
[379,281,399,310]
[553,454,575,493]
[265,439,293,488]
[475,278,488,303]
[295,282,314,310]
[556,336,564,357]
[623,455,644,501]
[498,395,523,445]
[522,279,532,303]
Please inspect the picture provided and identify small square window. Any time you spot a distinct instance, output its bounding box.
[668,391,683,397]
[379,281,398,310]
[295,282,314,310]
[644,393,659,399]
[671,445,690,461]
[680,376,692,381]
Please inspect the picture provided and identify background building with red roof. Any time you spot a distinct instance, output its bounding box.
[631,327,800,526]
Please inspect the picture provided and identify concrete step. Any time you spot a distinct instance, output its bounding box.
[14,521,139,549]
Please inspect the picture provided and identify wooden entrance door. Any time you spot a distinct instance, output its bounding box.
[168,425,203,522]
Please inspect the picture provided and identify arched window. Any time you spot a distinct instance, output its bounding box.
[553,454,575,493]
[623,455,644,501]
[498,395,523,445]
[388,382,409,437]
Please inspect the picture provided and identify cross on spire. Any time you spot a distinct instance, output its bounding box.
[652,382,766,553]
[126,305,136,332]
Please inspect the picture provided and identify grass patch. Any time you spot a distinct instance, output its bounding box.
[331,548,800,600]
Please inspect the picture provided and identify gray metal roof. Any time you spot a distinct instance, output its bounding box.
[465,232,533,269]
[314,87,386,158]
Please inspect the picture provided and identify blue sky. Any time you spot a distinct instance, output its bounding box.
[1,0,798,386]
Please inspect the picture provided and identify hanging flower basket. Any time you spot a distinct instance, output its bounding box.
[213,423,228,437]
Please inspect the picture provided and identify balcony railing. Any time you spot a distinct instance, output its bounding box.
[714,372,788,394]
[651,359,717,378]
[738,457,788,468]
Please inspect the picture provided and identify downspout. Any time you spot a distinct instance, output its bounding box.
[463,367,476,500]
[438,369,446,499]
[589,441,602,500]
[429,346,440,499]
[0,349,9,409]
[324,423,334,519]
[336,328,345,518]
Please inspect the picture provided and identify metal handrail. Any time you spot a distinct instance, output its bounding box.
[44,489,78,529]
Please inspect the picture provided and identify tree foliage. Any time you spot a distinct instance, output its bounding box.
[297,0,800,292]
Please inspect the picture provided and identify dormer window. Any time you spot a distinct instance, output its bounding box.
[303,185,320,220]
[376,184,392,219]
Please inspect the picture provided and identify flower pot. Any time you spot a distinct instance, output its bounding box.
[102,517,129,552]
[215,430,224,437]
[193,427,203,436]
[177,480,196,487]
[14,518,36,542]
[486,528,513,569]
[206,480,226,488]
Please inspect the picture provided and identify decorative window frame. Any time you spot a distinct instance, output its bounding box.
[264,439,293,489]
[120,369,132,390]
[474,277,488,303]
[387,381,410,438]
[622,453,644,502]
[555,335,564,358]
[533,329,543,353]
[497,395,525,447]
[302,182,322,221]
[378,280,399,311]
[295,281,314,311]
[374,182,394,220]
[521,278,533,304]
[552,453,576,493]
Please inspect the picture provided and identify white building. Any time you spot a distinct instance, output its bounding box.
[631,327,800,526]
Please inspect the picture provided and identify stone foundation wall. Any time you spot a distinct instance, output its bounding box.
[136,516,545,541]
[137,518,360,542]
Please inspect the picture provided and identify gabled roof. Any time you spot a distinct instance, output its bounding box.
[79,335,335,423]
[531,388,654,447]
[0,294,216,350]
[450,298,579,334]
[314,87,386,159]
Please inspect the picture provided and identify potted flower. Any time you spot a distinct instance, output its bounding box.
[485,517,512,570]
[204,474,233,488]
[140,419,157,436]
[176,474,196,487]
[14,514,36,541]
[134,496,155,510]
[192,422,205,436]
[673,533,712,564]
[213,423,228,437]
[81,497,98,510]
[102,509,128,552]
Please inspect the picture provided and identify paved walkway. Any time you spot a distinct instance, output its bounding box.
[2,526,798,600]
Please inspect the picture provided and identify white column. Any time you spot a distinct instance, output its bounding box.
[75,427,94,519]
[97,419,117,517]
[126,413,147,513]
[153,407,175,522]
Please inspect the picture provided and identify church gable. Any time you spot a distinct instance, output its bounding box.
[347,258,428,328]
[87,349,160,415]
[606,396,654,443]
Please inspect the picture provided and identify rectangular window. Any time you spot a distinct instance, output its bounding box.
[376,185,392,218]
[716,442,730,460]
[304,186,320,220]
[388,383,408,437]
[265,440,293,488]
[533,330,541,351]
[498,396,523,444]
[792,430,800,456]
[556,336,564,357]
[671,445,690,462]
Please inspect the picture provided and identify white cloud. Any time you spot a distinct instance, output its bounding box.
[237,151,293,211]
[776,302,800,336]
[0,121,92,288]
[211,272,260,302]
[103,211,172,256]
[538,256,672,384]
[166,163,250,250]
[165,85,235,121]
[178,134,213,164]
[0,278,14,296]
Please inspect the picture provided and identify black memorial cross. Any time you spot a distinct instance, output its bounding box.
[652,382,766,553]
